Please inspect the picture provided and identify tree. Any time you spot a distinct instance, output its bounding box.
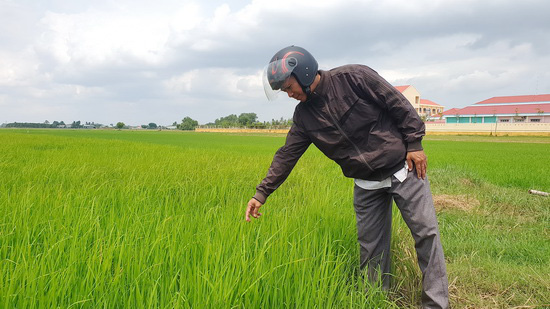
[214,114,238,127]
[6,122,51,128]
[148,122,158,129]
[116,122,125,129]
[179,117,198,130]
[238,113,258,126]
[269,117,292,127]
[71,121,82,128]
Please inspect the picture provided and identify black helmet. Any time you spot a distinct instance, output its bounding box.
[262,45,318,101]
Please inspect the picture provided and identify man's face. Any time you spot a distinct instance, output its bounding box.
[280,75,306,102]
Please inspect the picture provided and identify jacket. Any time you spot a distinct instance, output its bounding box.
[253,64,425,204]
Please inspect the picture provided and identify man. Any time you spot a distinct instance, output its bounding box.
[245,45,449,309]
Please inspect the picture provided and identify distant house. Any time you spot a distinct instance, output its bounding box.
[442,94,550,124]
[165,125,178,130]
[420,99,444,118]
[394,85,444,117]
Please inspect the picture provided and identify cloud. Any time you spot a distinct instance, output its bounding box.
[0,0,549,125]
[165,68,262,99]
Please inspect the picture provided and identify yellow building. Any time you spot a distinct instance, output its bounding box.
[394,85,444,117]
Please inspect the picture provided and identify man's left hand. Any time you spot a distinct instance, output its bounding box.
[406,150,427,179]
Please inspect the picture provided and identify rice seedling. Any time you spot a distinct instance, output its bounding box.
[0,130,548,308]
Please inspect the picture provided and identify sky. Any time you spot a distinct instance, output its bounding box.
[1,0,549,126]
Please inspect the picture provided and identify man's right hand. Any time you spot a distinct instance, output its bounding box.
[245,198,263,222]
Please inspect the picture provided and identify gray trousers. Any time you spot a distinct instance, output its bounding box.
[354,169,449,309]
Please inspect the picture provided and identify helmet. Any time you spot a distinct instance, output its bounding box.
[262,45,318,101]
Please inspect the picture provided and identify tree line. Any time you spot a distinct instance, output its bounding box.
[200,113,292,129]
[4,121,109,129]
[3,113,293,131]
[5,120,69,128]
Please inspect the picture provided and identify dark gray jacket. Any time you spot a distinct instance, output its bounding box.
[253,64,425,204]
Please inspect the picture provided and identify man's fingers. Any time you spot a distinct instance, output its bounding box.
[406,158,413,171]
[416,163,425,179]
[407,150,428,179]
[423,162,427,179]
[415,160,426,179]
[245,199,263,222]
[245,205,252,221]
[251,205,262,218]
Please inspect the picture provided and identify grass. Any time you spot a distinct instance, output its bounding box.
[0,129,549,308]
[424,137,550,192]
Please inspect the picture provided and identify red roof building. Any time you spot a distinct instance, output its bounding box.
[394,85,410,93]
[475,94,550,105]
[443,94,550,124]
[394,85,444,117]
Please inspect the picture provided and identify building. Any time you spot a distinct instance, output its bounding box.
[394,85,444,117]
[442,94,550,124]
[420,99,444,118]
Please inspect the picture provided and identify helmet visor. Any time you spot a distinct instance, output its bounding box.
[262,58,296,101]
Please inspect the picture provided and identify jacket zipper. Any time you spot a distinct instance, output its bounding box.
[323,100,374,172]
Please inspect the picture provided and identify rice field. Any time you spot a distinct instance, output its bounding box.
[0,129,548,308]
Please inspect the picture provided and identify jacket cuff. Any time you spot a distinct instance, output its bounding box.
[407,140,423,152]
[253,192,267,204]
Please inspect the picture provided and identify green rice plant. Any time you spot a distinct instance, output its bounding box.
[0,130,548,308]
[0,130,393,308]
[424,138,550,192]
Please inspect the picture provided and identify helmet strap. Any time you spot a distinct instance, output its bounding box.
[304,86,312,100]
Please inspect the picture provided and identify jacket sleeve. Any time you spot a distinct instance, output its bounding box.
[351,65,425,151]
[253,123,311,204]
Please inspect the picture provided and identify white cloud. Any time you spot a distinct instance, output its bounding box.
[37,10,171,66]
[0,0,549,125]
[165,70,196,93]
[0,51,36,87]
[165,68,263,100]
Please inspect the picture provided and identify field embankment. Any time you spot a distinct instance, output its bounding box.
[196,122,550,136]
[195,127,290,134]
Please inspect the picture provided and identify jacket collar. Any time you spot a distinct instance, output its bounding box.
[308,70,330,102]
